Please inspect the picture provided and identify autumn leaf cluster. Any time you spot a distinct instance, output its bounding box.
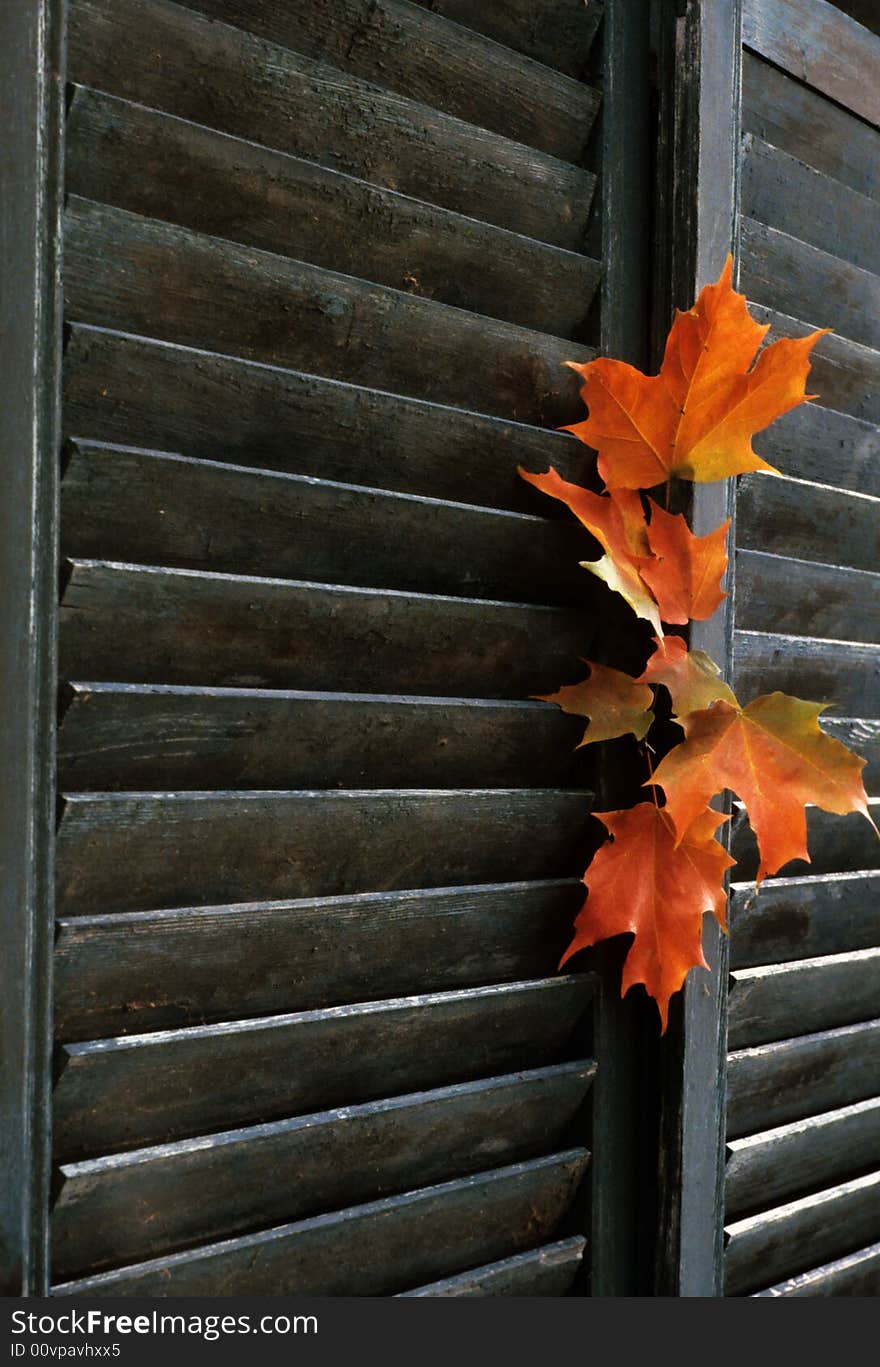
[523,258,874,1029]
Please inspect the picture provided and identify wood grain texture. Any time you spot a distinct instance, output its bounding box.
[726,1098,880,1217]
[821,718,880,794]
[54,976,593,1158]
[753,1240,880,1296]
[751,402,880,499]
[62,326,593,515]
[741,216,880,352]
[64,198,594,428]
[742,51,880,199]
[52,1061,595,1278]
[67,0,596,249]
[55,788,595,918]
[731,801,880,882]
[735,551,880,643]
[727,1019,880,1138]
[180,0,600,162]
[60,442,591,606]
[53,878,584,1038]
[729,871,880,969]
[749,303,880,424]
[56,682,592,795]
[58,560,600,698]
[742,134,879,276]
[742,0,880,126]
[50,1149,590,1296]
[65,88,599,338]
[725,1168,880,1296]
[728,949,880,1048]
[737,475,879,574]
[397,1236,586,1297]
[734,632,880,716]
[407,0,603,79]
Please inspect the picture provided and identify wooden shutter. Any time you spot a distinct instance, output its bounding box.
[723,0,880,1297]
[44,0,650,1294]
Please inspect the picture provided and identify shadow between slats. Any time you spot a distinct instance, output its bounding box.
[51,1060,595,1279]
[65,87,600,338]
[50,1148,590,1296]
[55,789,596,917]
[53,878,584,1038]
[741,216,880,352]
[728,949,880,1047]
[742,0,880,128]
[741,134,880,275]
[407,0,603,80]
[742,51,880,200]
[61,325,594,513]
[68,0,596,249]
[179,0,601,163]
[64,198,594,427]
[397,1237,586,1297]
[751,403,880,498]
[56,683,595,794]
[725,1168,880,1296]
[60,441,594,606]
[736,474,879,574]
[727,1019,880,1138]
[735,551,880,643]
[749,304,880,424]
[58,560,602,697]
[752,1240,880,1296]
[726,1097,880,1217]
[52,975,595,1159]
[729,870,880,968]
[733,631,880,715]
[731,802,880,881]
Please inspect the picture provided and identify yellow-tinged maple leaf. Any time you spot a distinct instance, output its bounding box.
[519,465,663,633]
[636,635,738,718]
[638,503,730,624]
[560,803,734,1030]
[537,660,654,746]
[651,694,876,882]
[564,256,827,488]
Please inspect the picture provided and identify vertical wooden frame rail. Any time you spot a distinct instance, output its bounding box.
[651,0,742,1295]
[588,0,653,1297]
[0,0,65,1296]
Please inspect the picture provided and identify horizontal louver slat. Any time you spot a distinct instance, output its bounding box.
[51,1149,591,1296]
[53,1061,595,1278]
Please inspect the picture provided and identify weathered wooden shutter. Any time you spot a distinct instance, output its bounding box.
[27,0,651,1294]
[722,0,880,1297]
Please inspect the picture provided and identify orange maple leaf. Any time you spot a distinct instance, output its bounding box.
[651,694,876,882]
[638,503,730,624]
[537,660,654,746]
[636,635,738,718]
[560,803,734,1030]
[564,257,827,488]
[519,465,662,633]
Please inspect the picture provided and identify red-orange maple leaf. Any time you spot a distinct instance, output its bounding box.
[519,465,662,633]
[636,635,738,718]
[560,803,734,1030]
[564,257,827,488]
[638,503,730,624]
[537,660,654,746]
[651,694,876,882]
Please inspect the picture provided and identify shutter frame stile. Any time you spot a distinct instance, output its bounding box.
[651,0,743,1298]
[0,0,65,1297]
[587,0,653,1299]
